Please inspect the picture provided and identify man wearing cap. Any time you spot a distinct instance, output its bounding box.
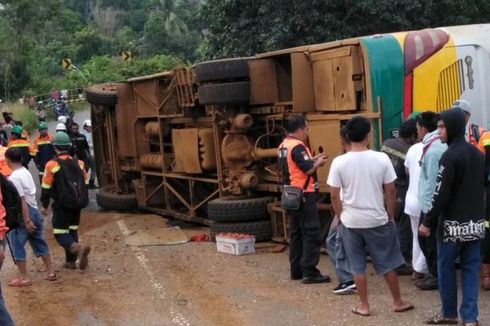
[33,122,56,184]
[453,99,486,147]
[40,132,91,270]
[7,125,35,169]
[82,120,96,189]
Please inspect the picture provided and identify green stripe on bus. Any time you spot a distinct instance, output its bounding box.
[361,35,404,145]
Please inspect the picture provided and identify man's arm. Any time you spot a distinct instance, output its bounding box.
[291,145,326,176]
[384,182,396,221]
[20,197,35,233]
[40,163,54,210]
[422,155,455,231]
[330,186,342,218]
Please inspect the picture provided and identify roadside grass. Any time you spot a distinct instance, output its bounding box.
[1,101,89,133]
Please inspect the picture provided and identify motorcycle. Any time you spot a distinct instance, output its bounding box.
[52,99,69,120]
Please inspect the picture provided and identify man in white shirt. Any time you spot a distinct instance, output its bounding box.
[5,148,56,286]
[327,116,413,317]
[82,120,96,188]
[404,140,427,280]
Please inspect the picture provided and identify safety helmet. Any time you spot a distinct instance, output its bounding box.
[56,123,67,131]
[57,116,67,124]
[52,131,71,146]
[38,121,48,130]
[83,119,92,127]
[11,125,23,135]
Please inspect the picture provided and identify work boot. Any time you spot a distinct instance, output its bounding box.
[63,262,77,270]
[69,243,91,270]
[395,264,413,276]
[416,274,438,290]
[481,264,490,290]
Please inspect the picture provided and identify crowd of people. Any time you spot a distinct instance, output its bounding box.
[0,112,94,325]
[280,99,489,326]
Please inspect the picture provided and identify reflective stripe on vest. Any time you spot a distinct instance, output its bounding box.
[381,145,406,161]
[53,228,69,234]
[279,137,315,192]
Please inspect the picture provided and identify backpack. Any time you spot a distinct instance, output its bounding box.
[0,173,22,230]
[54,158,89,210]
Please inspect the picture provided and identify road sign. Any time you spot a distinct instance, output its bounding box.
[121,51,131,62]
[62,58,72,70]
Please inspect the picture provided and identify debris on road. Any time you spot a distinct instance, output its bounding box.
[124,226,188,246]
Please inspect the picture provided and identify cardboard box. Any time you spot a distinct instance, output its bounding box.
[216,234,255,255]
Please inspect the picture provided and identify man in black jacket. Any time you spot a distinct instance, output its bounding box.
[69,122,90,171]
[419,107,484,326]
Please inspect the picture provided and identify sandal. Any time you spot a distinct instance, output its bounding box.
[424,314,458,324]
[351,307,371,317]
[394,303,414,313]
[44,273,57,281]
[8,277,32,287]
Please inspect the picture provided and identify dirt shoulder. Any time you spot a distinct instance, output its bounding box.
[3,209,490,326]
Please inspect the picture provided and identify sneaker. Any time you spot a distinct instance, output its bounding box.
[333,281,357,294]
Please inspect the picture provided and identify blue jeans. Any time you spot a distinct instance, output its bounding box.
[0,241,14,325]
[326,219,352,283]
[437,240,480,323]
[8,206,50,261]
[0,285,14,326]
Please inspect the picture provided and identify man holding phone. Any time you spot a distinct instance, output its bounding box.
[279,114,329,284]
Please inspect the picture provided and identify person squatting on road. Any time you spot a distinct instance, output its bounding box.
[416,112,447,291]
[325,126,356,294]
[419,107,484,326]
[278,114,330,284]
[381,119,419,275]
[0,188,14,325]
[40,131,91,270]
[327,116,413,317]
[5,148,56,287]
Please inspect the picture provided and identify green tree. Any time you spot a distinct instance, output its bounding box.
[200,0,490,59]
[158,0,191,35]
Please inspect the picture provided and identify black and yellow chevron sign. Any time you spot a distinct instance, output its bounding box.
[61,58,72,70]
[121,51,131,62]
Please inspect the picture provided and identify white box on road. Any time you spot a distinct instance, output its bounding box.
[216,234,255,255]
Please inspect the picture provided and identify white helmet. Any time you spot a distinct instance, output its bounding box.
[57,116,67,124]
[56,123,67,131]
[83,119,92,127]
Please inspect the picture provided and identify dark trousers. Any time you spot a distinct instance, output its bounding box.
[419,212,438,277]
[52,202,81,263]
[288,193,321,278]
[482,187,490,263]
[482,229,490,264]
[396,201,413,265]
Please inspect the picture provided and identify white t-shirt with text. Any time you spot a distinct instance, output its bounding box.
[10,167,38,209]
[404,143,423,216]
[327,150,397,228]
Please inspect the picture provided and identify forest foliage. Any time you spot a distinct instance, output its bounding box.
[0,0,489,99]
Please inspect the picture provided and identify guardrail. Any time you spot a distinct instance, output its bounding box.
[22,88,86,109]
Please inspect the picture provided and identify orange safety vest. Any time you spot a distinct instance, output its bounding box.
[0,146,12,177]
[279,137,315,193]
[468,123,485,148]
[478,131,490,154]
[7,139,36,156]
